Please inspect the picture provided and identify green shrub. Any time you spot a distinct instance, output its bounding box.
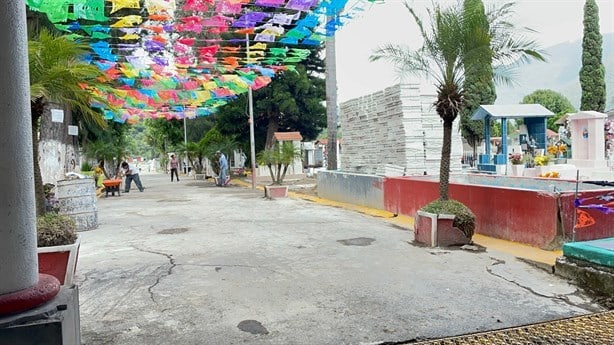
[37,213,77,247]
[421,199,476,238]
[80,161,93,171]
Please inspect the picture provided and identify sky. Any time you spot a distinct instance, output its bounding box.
[333,0,614,103]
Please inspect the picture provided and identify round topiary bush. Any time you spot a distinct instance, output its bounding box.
[420,199,476,238]
[37,213,77,247]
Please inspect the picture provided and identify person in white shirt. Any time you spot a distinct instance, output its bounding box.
[121,161,144,192]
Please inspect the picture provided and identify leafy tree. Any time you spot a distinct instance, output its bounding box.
[180,140,208,175]
[522,89,576,131]
[82,122,129,178]
[460,1,545,160]
[459,0,495,162]
[29,28,107,215]
[215,58,326,151]
[579,0,606,112]
[125,123,151,158]
[371,1,544,201]
[186,116,216,142]
[143,118,184,159]
[199,127,239,176]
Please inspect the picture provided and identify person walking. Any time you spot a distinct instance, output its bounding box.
[121,161,144,192]
[169,154,180,182]
[217,151,229,187]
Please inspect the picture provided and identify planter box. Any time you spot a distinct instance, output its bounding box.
[511,164,524,177]
[264,185,288,199]
[414,211,471,247]
[38,236,80,285]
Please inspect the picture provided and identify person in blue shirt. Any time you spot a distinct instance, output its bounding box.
[216,151,229,187]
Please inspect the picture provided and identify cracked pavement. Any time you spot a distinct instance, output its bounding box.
[76,173,604,345]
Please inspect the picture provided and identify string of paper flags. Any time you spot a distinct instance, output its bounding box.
[27,0,380,123]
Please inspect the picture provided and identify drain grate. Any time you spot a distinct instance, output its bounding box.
[414,311,614,344]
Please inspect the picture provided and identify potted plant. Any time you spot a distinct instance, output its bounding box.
[415,199,476,247]
[37,213,80,285]
[257,141,302,198]
[534,154,552,175]
[508,153,525,176]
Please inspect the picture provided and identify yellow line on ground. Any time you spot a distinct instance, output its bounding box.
[473,234,562,267]
[234,178,561,267]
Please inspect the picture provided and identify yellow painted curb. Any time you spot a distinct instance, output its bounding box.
[473,234,562,267]
[234,178,561,266]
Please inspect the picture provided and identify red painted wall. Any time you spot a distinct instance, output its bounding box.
[384,177,559,248]
[384,177,613,248]
[559,191,614,241]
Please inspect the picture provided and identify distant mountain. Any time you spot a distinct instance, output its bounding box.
[495,32,614,111]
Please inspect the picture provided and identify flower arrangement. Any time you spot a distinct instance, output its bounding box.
[534,154,551,166]
[547,143,567,157]
[538,171,560,178]
[509,153,523,165]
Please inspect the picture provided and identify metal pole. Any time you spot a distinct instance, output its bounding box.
[183,117,188,175]
[247,34,256,190]
[571,169,580,242]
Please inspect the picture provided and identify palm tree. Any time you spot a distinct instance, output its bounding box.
[29,28,107,214]
[370,1,544,201]
[256,141,302,185]
[180,139,208,175]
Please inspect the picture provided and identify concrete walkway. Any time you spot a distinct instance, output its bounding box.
[77,173,603,345]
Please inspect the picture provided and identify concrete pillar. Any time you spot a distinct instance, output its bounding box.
[0,0,39,296]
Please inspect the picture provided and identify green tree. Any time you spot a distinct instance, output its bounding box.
[29,28,107,215]
[521,89,576,131]
[82,122,129,178]
[186,116,217,142]
[580,0,606,112]
[459,0,495,162]
[215,60,326,151]
[198,127,239,176]
[180,140,208,174]
[460,1,545,161]
[143,118,184,158]
[371,1,544,201]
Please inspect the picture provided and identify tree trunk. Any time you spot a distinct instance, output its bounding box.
[325,34,338,170]
[275,163,282,184]
[265,114,279,150]
[280,164,289,185]
[31,99,45,215]
[267,164,275,183]
[439,120,453,201]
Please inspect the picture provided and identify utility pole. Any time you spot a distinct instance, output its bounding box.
[325,22,338,170]
[247,34,257,189]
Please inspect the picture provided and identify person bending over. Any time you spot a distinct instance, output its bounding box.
[121,161,144,192]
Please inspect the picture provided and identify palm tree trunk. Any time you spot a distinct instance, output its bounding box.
[275,163,282,185]
[267,164,275,183]
[280,165,289,185]
[31,99,46,215]
[439,120,453,201]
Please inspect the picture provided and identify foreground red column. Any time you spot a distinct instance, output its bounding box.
[0,1,60,314]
